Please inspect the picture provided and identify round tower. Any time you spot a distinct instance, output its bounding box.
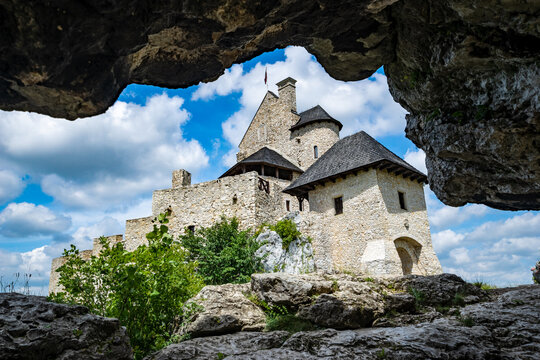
[290,105,342,170]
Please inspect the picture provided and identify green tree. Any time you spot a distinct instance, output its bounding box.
[179,217,263,285]
[50,211,204,359]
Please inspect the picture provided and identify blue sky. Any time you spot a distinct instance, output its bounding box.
[0,46,538,294]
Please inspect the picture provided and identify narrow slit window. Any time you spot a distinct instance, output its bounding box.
[232,195,238,205]
[314,145,319,159]
[398,191,407,210]
[286,200,290,212]
[298,198,303,211]
[334,196,343,215]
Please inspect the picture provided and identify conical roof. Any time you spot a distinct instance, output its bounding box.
[290,105,343,131]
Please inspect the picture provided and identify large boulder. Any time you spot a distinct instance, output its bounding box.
[178,283,266,338]
[0,293,132,360]
[143,331,290,360]
[145,285,540,359]
[254,230,314,274]
[533,261,540,284]
[250,273,334,310]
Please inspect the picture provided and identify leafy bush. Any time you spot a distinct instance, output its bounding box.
[179,217,263,285]
[49,212,204,359]
[270,219,301,249]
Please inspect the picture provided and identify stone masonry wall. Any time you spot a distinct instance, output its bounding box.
[49,250,92,294]
[237,92,300,164]
[290,122,340,169]
[298,169,442,276]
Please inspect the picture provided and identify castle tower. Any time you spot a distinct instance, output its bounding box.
[276,77,297,113]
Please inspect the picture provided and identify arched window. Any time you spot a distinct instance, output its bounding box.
[314,145,319,159]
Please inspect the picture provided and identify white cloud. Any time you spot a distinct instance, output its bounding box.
[467,212,540,242]
[0,93,209,209]
[404,148,427,174]
[193,46,407,164]
[449,247,471,265]
[433,212,540,286]
[0,170,25,204]
[432,229,465,254]
[0,202,71,237]
[429,203,489,229]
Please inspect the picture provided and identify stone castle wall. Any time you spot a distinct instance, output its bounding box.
[298,169,441,276]
[237,92,300,164]
[290,122,340,169]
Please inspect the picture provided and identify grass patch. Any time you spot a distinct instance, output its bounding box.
[452,292,466,307]
[265,314,318,333]
[458,316,475,327]
[435,305,451,314]
[364,277,374,282]
[471,281,497,290]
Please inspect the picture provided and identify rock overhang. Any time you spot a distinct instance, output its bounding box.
[0,0,538,210]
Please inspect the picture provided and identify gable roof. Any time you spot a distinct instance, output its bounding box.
[290,105,343,132]
[220,147,303,178]
[283,131,427,196]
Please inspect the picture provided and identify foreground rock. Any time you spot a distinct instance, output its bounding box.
[0,293,132,360]
[146,285,540,359]
[1,1,538,210]
[184,273,485,334]
[177,283,265,338]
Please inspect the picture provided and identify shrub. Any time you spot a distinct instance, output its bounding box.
[179,217,263,285]
[471,281,497,290]
[49,212,204,359]
[270,219,301,250]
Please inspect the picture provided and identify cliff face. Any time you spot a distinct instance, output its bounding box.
[0,0,538,210]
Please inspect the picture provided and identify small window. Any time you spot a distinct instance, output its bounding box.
[286,200,290,212]
[334,196,343,215]
[187,225,195,234]
[314,145,319,159]
[296,138,301,143]
[232,195,238,205]
[298,198,304,211]
[398,191,407,210]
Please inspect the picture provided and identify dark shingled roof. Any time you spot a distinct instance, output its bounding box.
[283,131,427,196]
[290,105,343,131]
[220,147,303,178]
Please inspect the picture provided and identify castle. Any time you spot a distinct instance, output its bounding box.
[49,77,442,294]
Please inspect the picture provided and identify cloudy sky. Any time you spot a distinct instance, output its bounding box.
[0,47,538,294]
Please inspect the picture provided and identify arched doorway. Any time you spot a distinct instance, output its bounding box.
[396,247,413,275]
[394,238,423,275]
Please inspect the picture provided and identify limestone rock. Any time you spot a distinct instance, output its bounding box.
[0,293,132,360]
[146,285,540,359]
[179,283,266,338]
[255,230,314,274]
[1,1,539,210]
[143,331,290,360]
[533,261,540,284]
[390,273,487,306]
[251,273,334,310]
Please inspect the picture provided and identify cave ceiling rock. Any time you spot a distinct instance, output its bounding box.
[0,0,538,210]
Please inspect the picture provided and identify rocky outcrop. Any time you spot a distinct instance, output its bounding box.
[177,283,266,338]
[533,261,540,284]
[0,293,132,360]
[145,285,540,359]
[1,0,538,210]
[255,230,314,274]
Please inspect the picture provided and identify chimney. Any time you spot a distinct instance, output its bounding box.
[172,169,191,188]
[276,77,297,112]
